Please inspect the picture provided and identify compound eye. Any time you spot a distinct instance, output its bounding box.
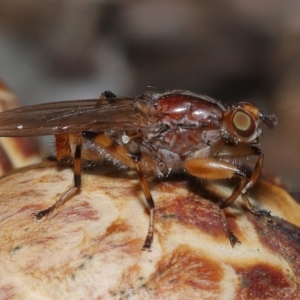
[232,110,256,139]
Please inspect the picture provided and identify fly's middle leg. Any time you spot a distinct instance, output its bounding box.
[83,132,155,250]
[131,152,154,250]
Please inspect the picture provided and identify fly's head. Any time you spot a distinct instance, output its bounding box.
[222,102,278,145]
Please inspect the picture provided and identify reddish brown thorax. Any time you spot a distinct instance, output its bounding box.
[156,93,222,127]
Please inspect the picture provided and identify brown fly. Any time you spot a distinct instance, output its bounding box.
[0,90,278,249]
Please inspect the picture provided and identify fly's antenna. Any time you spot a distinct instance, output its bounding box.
[259,112,278,129]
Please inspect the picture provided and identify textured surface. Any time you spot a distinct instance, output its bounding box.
[0,160,300,299]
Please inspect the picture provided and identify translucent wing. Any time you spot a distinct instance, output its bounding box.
[0,97,148,137]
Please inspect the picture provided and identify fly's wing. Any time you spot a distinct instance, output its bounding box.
[0,97,150,137]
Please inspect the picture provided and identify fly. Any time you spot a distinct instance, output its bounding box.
[0,90,278,249]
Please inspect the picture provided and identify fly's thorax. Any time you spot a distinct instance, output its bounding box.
[137,90,225,160]
[156,95,223,127]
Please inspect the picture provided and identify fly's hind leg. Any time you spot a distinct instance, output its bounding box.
[33,90,117,219]
[82,132,155,250]
[33,135,82,220]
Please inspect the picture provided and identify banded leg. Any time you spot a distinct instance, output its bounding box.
[132,153,155,250]
[82,132,155,250]
[34,91,117,219]
[33,136,82,220]
[220,208,241,247]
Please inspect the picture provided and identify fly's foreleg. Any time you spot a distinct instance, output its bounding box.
[33,135,82,220]
[216,145,270,218]
[184,149,266,213]
[83,132,155,250]
[185,157,245,246]
[184,147,269,246]
[240,153,271,219]
[218,153,271,219]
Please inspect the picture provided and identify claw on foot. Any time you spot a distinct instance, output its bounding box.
[141,234,153,251]
[32,208,52,220]
[229,232,241,247]
[243,195,272,221]
[251,207,272,221]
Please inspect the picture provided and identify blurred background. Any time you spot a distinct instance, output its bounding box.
[0,0,299,191]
